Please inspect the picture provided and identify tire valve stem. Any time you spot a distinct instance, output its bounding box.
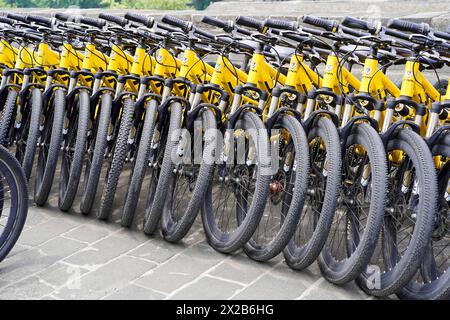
[283,152,293,172]
[401,170,413,194]
[445,182,450,202]
[322,159,328,177]
[360,164,371,187]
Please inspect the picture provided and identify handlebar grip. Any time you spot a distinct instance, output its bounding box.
[124,12,154,28]
[26,14,53,27]
[235,26,252,36]
[341,16,377,33]
[302,15,337,32]
[202,15,228,29]
[434,30,450,41]
[264,18,297,31]
[78,16,106,29]
[235,16,264,31]
[283,32,330,50]
[6,13,28,23]
[99,13,128,27]
[387,18,430,35]
[161,15,192,32]
[54,13,70,22]
[0,16,15,25]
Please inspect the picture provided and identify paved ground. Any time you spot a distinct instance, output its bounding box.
[0,190,371,300]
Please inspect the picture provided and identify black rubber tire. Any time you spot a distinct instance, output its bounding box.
[357,128,437,297]
[0,89,18,146]
[0,145,28,263]
[243,114,310,261]
[58,91,90,212]
[201,111,271,253]
[160,108,218,242]
[318,122,387,284]
[283,116,342,269]
[143,101,183,235]
[121,100,158,227]
[80,93,112,215]
[34,89,66,206]
[97,98,135,220]
[397,133,450,300]
[21,88,42,180]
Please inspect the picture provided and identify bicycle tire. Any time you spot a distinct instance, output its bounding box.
[357,128,437,297]
[160,108,218,242]
[282,116,342,269]
[80,92,112,215]
[201,111,271,253]
[0,89,18,146]
[143,101,183,235]
[0,145,28,262]
[21,88,42,180]
[34,89,65,206]
[58,91,90,211]
[244,114,309,261]
[121,100,158,227]
[318,122,387,284]
[97,98,135,220]
[397,133,450,300]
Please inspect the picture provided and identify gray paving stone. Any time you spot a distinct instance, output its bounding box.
[208,254,272,285]
[0,249,57,284]
[103,284,166,300]
[127,239,182,264]
[170,276,243,300]
[37,262,89,288]
[23,210,54,227]
[18,217,79,247]
[54,256,156,299]
[134,245,222,294]
[231,264,318,300]
[299,279,369,300]
[63,231,145,266]
[0,276,54,300]
[64,223,112,244]
[38,236,86,258]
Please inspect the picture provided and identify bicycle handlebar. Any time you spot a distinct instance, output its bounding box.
[6,13,28,23]
[387,18,430,35]
[341,16,378,34]
[235,16,264,31]
[264,18,297,31]
[99,13,128,27]
[26,14,53,27]
[302,15,338,32]
[124,12,155,28]
[0,16,15,25]
[161,15,192,32]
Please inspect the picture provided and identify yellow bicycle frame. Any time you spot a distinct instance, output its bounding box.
[285,53,322,94]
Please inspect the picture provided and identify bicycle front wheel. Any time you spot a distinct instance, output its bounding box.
[201,111,270,253]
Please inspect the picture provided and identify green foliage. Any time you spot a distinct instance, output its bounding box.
[114,0,189,10]
[1,0,189,9]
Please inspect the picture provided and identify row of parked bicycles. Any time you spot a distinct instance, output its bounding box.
[0,10,448,299]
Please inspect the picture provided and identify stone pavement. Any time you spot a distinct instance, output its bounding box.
[0,196,371,300]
